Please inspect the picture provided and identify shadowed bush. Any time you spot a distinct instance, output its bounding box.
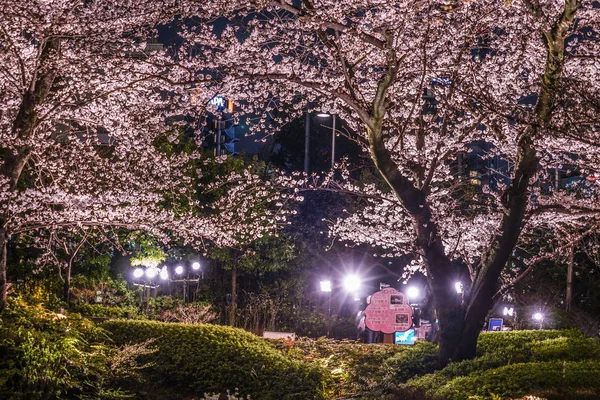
[101,320,326,400]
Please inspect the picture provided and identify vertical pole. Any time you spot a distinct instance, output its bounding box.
[331,114,336,169]
[327,291,331,337]
[304,112,310,173]
[566,244,574,313]
[216,120,222,156]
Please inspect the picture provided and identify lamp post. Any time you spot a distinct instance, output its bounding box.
[455,281,464,305]
[170,262,202,303]
[316,113,337,169]
[533,312,544,329]
[320,280,332,337]
[132,266,166,307]
[407,286,421,327]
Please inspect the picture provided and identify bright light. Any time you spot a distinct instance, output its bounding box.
[160,266,169,281]
[503,307,514,317]
[343,275,361,292]
[320,280,332,292]
[145,268,157,279]
[407,287,419,301]
[133,268,144,278]
[175,265,184,275]
[192,262,201,270]
[316,113,330,118]
[455,282,463,294]
[533,312,543,321]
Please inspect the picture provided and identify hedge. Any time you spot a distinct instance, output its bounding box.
[402,329,600,400]
[100,320,326,400]
[433,360,600,399]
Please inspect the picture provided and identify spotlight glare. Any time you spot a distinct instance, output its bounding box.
[145,268,157,279]
[175,265,184,275]
[343,274,361,292]
[192,262,201,270]
[407,286,419,301]
[160,266,169,280]
[133,268,144,278]
[455,282,463,294]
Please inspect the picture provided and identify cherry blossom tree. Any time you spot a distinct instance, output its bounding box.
[182,0,600,363]
[0,0,229,311]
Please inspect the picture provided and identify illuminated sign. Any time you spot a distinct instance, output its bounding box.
[210,96,226,108]
[363,288,413,334]
[394,329,416,345]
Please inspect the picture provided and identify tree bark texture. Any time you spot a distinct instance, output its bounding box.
[0,39,60,311]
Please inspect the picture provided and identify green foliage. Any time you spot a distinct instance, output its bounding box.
[383,341,440,384]
[0,296,150,400]
[267,337,409,399]
[71,303,141,319]
[401,329,600,400]
[432,360,600,400]
[100,320,327,400]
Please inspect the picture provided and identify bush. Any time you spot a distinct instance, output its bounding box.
[100,320,326,400]
[383,341,440,384]
[71,303,141,319]
[401,329,600,400]
[0,296,148,400]
[268,337,408,398]
[433,360,600,399]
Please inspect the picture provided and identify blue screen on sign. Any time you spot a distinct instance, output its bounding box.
[394,329,416,345]
[488,318,503,331]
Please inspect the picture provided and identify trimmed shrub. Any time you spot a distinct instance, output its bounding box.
[100,320,326,400]
[402,329,600,400]
[269,337,408,398]
[383,341,440,384]
[432,360,600,400]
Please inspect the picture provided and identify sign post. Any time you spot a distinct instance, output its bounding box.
[363,288,413,334]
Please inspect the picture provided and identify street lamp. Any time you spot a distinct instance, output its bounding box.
[343,274,361,292]
[316,113,337,169]
[454,282,463,294]
[320,280,332,337]
[160,266,169,281]
[407,286,420,303]
[192,261,201,270]
[175,265,184,275]
[533,312,544,329]
[133,268,144,278]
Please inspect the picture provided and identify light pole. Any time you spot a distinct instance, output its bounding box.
[132,266,166,308]
[533,312,544,329]
[316,113,337,169]
[170,262,202,303]
[320,280,332,337]
[455,281,464,305]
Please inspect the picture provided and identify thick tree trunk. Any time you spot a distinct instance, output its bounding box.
[566,244,573,313]
[0,38,60,311]
[230,266,237,326]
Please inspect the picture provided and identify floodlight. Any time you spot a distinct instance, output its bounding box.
[343,274,361,292]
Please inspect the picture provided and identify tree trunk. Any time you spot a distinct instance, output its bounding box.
[0,226,8,311]
[566,244,573,313]
[64,260,72,306]
[230,266,237,326]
